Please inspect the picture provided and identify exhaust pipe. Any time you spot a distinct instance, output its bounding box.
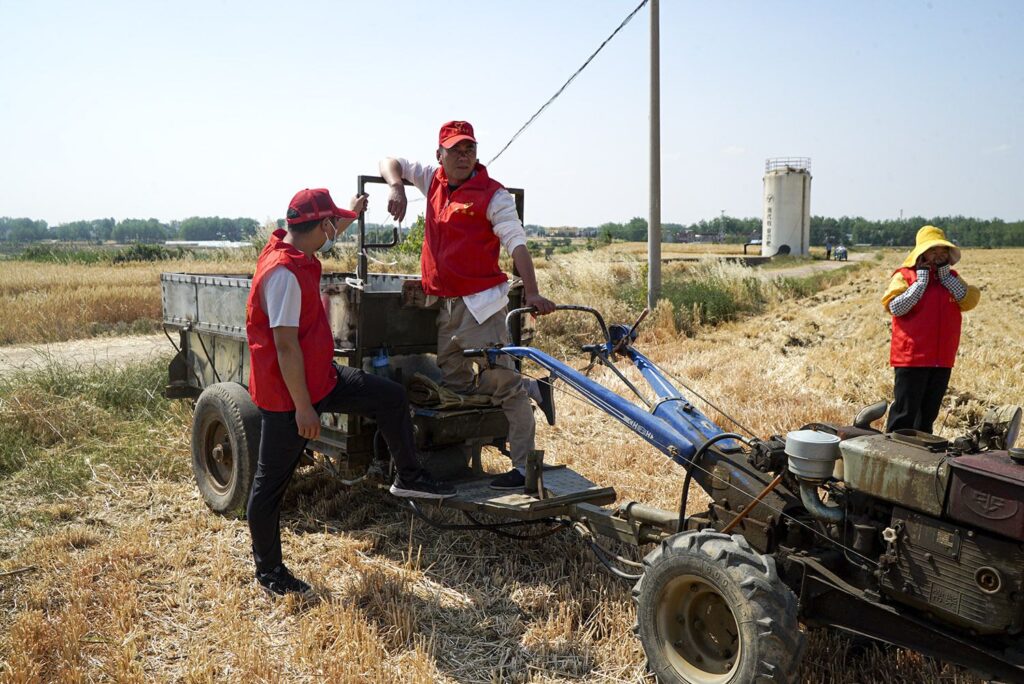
[798,480,844,523]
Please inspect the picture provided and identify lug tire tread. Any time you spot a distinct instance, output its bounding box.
[633,530,805,684]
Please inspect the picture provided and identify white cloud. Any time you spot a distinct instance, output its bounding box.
[722,145,747,157]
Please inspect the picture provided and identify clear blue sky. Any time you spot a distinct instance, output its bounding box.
[1,0,1021,228]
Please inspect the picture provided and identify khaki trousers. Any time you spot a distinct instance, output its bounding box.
[436,298,535,469]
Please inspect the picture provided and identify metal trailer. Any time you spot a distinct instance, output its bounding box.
[162,178,1024,684]
[161,177,537,514]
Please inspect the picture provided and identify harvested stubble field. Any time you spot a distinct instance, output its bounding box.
[2,246,1022,683]
[0,259,256,346]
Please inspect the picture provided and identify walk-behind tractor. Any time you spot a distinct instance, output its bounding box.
[162,178,1024,683]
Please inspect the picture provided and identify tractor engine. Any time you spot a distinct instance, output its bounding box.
[788,407,1024,636]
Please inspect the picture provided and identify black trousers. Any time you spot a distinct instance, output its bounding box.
[885,366,952,435]
[247,365,421,573]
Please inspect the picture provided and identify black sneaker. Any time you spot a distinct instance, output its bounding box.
[537,376,556,426]
[489,468,526,491]
[390,471,457,499]
[256,564,313,598]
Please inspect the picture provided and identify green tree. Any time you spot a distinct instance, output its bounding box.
[625,216,648,241]
[0,217,49,242]
[178,216,259,241]
[55,221,91,241]
[112,218,171,243]
[93,218,115,241]
[54,219,113,242]
[395,214,425,255]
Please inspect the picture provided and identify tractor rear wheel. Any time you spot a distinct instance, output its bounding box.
[633,530,804,684]
[191,382,261,517]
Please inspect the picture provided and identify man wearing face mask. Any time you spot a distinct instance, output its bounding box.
[379,121,557,491]
[245,188,455,599]
[881,225,981,434]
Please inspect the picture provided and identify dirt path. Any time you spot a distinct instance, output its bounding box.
[755,250,866,279]
[0,333,169,376]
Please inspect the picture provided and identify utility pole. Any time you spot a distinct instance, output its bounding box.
[647,0,661,309]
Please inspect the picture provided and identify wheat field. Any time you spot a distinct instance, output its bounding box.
[0,259,253,346]
[1,247,1021,682]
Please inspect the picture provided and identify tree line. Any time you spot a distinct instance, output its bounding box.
[0,216,260,243]
[0,216,406,245]
[587,215,1024,247]
[3,213,1023,248]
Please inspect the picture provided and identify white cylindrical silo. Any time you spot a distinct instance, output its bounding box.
[762,158,812,256]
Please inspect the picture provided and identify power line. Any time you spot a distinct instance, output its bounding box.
[487,0,650,167]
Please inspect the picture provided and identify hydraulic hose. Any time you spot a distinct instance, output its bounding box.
[570,522,643,582]
[676,432,751,533]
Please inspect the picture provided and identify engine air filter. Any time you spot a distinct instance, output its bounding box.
[786,430,841,481]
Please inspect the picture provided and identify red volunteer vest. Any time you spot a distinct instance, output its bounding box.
[890,267,962,368]
[246,230,337,411]
[421,163,508,297]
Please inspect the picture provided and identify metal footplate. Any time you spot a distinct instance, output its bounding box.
[438,464,617,521]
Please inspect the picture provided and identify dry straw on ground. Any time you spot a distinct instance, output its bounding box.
[2,247,1020,682]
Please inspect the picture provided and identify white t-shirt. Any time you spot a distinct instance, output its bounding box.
[398,158,527,324]
[259,266,301,328]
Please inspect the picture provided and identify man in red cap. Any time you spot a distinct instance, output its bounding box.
[380,121,556,491]
[245,187,454,598]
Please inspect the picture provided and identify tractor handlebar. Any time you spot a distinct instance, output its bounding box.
[505,305,611,347]
[505,304,653,358]
[467,305,649,360]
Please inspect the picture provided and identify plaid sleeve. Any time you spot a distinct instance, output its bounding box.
[881,272,909,311]
[887,274,929,317]
[939,266,968,301]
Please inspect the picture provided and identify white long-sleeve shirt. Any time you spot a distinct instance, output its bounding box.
[397,158,527,323]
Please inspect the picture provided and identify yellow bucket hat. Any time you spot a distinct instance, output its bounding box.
[902,225,961,268]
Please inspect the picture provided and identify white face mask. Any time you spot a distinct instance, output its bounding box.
[318,219,337,254]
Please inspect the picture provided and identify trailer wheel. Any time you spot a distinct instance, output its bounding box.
[633,530,804,684]
[191,382,261,517]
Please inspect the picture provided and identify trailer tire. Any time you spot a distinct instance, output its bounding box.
[191,382,261,518]
[633,530,804,684]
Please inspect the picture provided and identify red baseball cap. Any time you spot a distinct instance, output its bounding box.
[438,120,477,149]
[285,188,356,225]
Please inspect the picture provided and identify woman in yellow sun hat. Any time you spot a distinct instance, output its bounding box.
[881,225,981,433]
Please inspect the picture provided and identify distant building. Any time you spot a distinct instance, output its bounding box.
[693,233,722,244]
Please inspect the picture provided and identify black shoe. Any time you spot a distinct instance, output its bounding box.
[256,564,313,598]
[489,468,526,491]
[536,376,556,426]
[390,471,457,499]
